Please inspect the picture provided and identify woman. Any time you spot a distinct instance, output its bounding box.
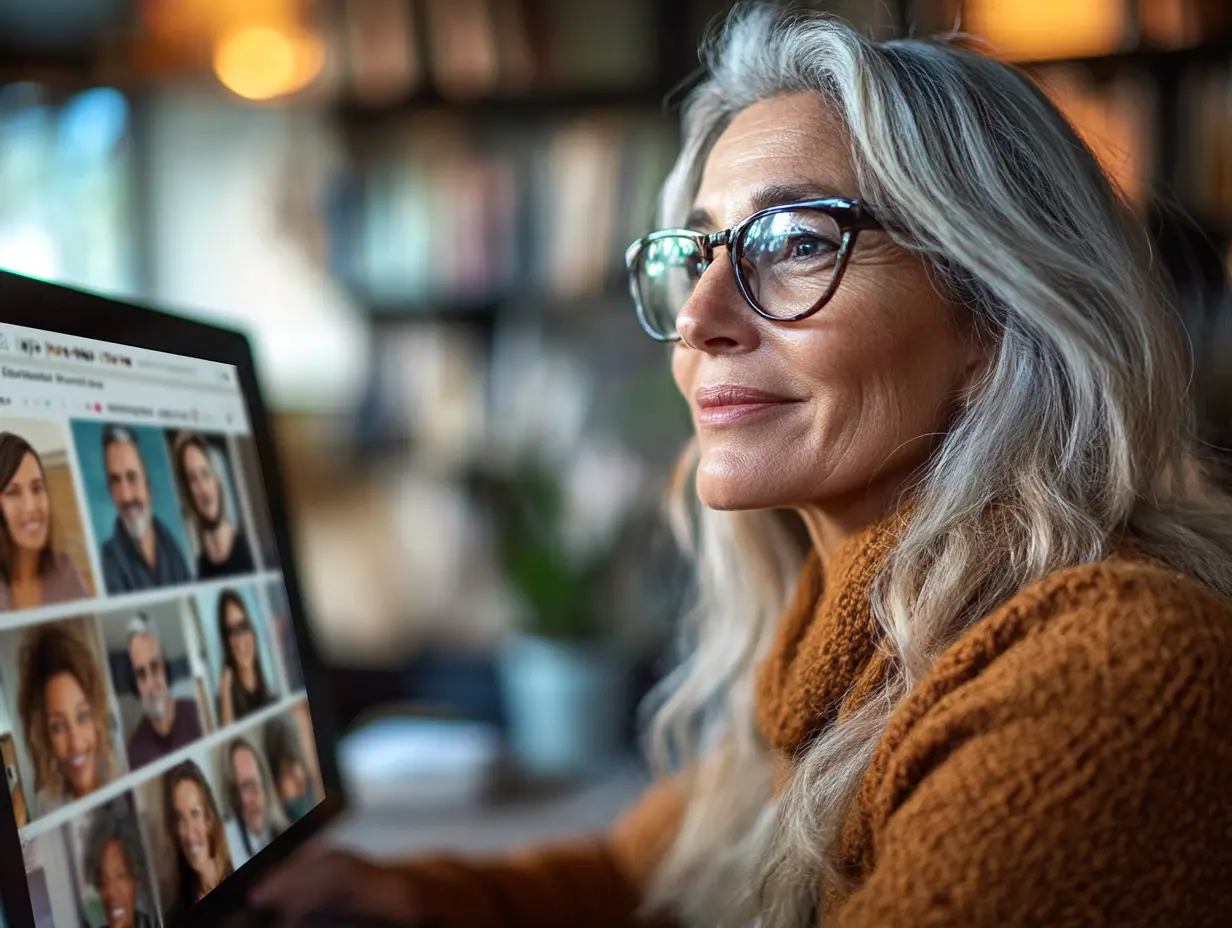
[17,622,118,814]
[163,760,233,914]
[0,432,89,610]
[172,432,255,580]
[215,589,273,726]
[82,801,156,928]
[263,718,318,823]
[254,7,1232,928]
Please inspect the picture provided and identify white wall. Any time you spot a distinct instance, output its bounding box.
[143,92,369,413]
[0,682,12,735]
[0,418,67,456]
[25,826,79,928]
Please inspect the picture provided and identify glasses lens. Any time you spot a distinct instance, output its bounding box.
[634,235,705,338]
[738,209,844,319]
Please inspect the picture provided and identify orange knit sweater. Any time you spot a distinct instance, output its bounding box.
[396,510,1232,926]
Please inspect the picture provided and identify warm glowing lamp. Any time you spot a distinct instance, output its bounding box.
[964,0,1126,62]
[213,25,325,101]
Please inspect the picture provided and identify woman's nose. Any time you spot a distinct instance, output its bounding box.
[675,258,759,352]
[69,723,88,754]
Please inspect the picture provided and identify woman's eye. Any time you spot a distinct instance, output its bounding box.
[76,710,91,727]
[784,234,836,260]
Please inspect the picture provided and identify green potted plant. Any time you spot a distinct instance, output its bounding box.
[482,446,642,779]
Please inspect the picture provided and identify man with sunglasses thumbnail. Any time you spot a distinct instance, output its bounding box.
[125,614,204,769]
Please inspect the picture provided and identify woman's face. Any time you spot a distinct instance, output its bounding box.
[183,445,221,525]
[223,601,255,672]
[277,760,306,801]
[2,452,50,554]
[671,94,985,534]
[44,671,98,797]
[172,779,212,876]
[98,838,139,928]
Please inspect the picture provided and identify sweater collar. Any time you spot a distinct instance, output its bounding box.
[754,503,909,756]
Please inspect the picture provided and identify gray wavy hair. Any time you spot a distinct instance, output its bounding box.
[641,6,1232,928]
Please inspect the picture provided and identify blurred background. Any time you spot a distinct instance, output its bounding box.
[1,0,1231,846]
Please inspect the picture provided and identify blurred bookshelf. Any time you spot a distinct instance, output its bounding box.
[4,0,1232,680]
[321,0,1232,458]
[317,0,727,466]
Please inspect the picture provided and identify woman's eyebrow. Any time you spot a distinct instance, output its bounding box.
[748,181,847,211]
[685,206,714,230]
[686,182,851,230]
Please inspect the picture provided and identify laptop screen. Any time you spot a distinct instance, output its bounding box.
[0,324,324,928]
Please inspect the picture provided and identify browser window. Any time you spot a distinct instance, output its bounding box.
[0,324,323,928]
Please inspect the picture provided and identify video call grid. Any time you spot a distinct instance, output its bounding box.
[0,378,321,926]
[5,574,307,839]
[18,694,319,928]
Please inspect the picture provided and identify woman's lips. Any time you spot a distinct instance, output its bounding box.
[694,384,800,426]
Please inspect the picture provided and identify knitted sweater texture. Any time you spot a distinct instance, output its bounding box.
[397,509,1232,926]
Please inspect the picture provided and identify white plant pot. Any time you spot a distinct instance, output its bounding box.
[498,633,629,779]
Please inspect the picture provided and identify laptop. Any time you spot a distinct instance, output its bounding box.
[0,271,348,928]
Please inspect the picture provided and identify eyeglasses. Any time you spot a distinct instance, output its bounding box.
[624,198,881,342]
[238,777,263,798]
[226,619,253,639]
[133,657,163,685]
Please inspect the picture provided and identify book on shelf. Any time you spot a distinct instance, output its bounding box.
[536,0,658,91]
[1137,0,1232,49]
[333,111,678,311]
[423,0,501,100]
[1177,62,1232,221]
[342,0,423,104]
[489,0,536,92]
[541,117,623,298]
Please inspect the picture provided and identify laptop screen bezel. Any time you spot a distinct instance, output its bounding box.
[0,271,347,928]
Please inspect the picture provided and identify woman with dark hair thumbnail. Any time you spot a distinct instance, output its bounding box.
[0,432,88,610]
[216,589,273,726]
[172,432,255,580]
[163,759,234,913]
[82,801,156,928]
[263,718,318,824]
[17,623,117,814]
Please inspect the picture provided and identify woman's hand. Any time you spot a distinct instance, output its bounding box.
[219,666,234,725]
[250,842,428,927]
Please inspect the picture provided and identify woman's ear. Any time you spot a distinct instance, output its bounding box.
[955,309,995,406]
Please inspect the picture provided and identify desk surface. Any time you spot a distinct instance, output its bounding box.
[327,760,651,859]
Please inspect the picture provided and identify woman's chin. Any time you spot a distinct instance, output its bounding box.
[67,772,96,797]
[16,537,47,555]
[695,475,779,513]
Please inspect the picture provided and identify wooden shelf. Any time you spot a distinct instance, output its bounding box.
[358,284,632,320]
[333,85,680,127]
[1017,40,1232,75]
